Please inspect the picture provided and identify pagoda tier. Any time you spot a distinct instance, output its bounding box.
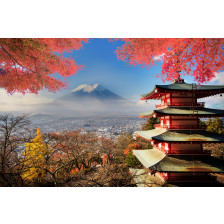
[134,130,224,155]
[132,77,224,185]
[139,107,224,118]
[133,149,224,173]
[141,82,224,100]
[135,130,224,143]
[129,168,220,186]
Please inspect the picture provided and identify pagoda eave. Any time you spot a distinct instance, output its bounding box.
[141,84,224,100]
[133,150,224,173]
[135,130,224,143]
[139,114,224,119]
[139,107,224,118]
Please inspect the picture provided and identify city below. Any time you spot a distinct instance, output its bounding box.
[29,114,145,139]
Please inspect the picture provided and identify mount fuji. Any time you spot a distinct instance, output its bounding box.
[24,84,154,117]
[39,83,136,116]
[60,84,126,102]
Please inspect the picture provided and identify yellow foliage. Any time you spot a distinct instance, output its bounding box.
[22,128,50,182]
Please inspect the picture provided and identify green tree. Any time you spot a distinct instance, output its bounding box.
[206,118,224,135]
[126,151,141,168]
[141,117,159,131]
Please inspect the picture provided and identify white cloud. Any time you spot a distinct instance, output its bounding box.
[153,54,165,61]
[136,100,160,112]
[0,89,53,112]
[210,72,224,85]
[203,94,224,108]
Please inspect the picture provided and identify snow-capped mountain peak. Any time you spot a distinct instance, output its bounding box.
[71,84,102,93]
[60,83,125,102]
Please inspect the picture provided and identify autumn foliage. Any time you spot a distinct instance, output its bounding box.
[22,128,50,183]
[114,38,224,83]
[0,38,88,94]
[1,38,224,95]
[124,143,142,155]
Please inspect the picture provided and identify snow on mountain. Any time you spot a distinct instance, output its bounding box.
[61,84,125,101]
[71,84,100,93]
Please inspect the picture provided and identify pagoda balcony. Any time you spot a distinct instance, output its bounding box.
[156,102,205,108]
[165,175,216,182]
[155,172,216,182]
[154,124,205,130]
[169,149,211,155]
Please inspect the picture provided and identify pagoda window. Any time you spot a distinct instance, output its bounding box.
[166,119,170,126]
[165,143,169,151]
[158,143,162,149]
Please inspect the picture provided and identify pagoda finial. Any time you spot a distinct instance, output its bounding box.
[172,75,185,84]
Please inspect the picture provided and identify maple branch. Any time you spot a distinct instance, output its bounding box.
[0,45,35,74]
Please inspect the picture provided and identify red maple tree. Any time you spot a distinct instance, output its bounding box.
[1,38,223,95]
[0,38,88,94]
[114,38,224,83]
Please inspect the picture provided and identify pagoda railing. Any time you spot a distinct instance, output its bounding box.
[169,149,211,155]
[154,146,167,154]
[156,102,205,108]
[166,175,216,182]
[155,124,205,130]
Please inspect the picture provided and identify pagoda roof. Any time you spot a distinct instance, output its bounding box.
[133,150,224,172]
[133,149,166,168]
[135,128,167,141]
[141,83,224,100]
[139,107,224,118]
[135,129,224,143]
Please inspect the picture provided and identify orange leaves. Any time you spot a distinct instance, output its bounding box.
[115,38,224,84]
[124,143,142,155]
[70,168,79,175]
[0,38,88,94]
[124,148,131,155]
[127,143,142,150]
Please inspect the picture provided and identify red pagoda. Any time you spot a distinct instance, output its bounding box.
[133,76,224,185]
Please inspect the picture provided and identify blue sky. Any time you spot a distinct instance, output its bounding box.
[1,38,223,112]
[54,38,197,101]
